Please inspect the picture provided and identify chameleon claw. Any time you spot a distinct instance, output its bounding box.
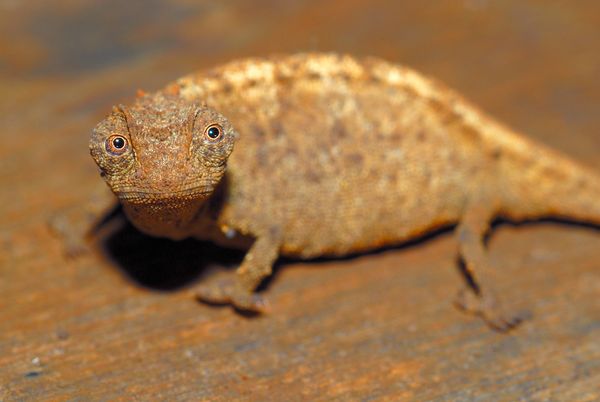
[454,288,531,332]
[195,278,270,313]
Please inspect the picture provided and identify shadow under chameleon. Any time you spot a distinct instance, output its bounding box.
[94,207,599,298]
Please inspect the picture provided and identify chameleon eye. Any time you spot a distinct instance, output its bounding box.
[205,124,223,141]
[106,135,128,155]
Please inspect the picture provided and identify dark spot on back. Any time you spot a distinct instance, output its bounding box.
[274,70,295,91]
[283,146,297,158]
[270,120,285,137]
[342,72,353,81]
[220,82,233,95]
[429,98,461,125]
[542,165,568,181]
[365,71,382,85]
[346,152,364,167]
[251,123,265,138]
[367,167,379,179]
[460,125,482,145]
[401,84,420,99]
[257,146,269,166]
[332,119,347,139]
[422,168,432,184]
[305,167,321,183]
[389,129,404,141]
[468,164,480,174]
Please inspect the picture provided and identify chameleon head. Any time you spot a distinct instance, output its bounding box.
[90,93,237,238]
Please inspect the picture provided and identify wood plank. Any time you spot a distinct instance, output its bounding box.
[1,1,599,400]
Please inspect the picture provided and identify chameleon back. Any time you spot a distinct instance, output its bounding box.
[176,54,495,256]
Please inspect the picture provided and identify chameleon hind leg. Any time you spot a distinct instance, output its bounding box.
[196,228,282,313]
[454,198,529,331]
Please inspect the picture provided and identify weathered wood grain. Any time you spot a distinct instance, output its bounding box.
[0,1,599,400]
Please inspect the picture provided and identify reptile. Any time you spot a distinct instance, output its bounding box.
[62,53,600,331]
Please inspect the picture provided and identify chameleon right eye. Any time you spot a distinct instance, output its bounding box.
[205,124,223,141]
[106,135,128,155]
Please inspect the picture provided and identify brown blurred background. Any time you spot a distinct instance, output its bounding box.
[1,1,599,400]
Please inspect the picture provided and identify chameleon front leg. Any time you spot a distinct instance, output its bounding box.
[49,185,119,257]
[454,199,528,331]
[196,228,282,312]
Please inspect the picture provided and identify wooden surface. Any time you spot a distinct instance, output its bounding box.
[1,1,599,400]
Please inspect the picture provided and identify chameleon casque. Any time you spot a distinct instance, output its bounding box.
[82,53,600,331]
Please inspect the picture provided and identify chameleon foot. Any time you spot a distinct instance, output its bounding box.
[454,288,530,332]
[195,276,269,313]
[48,214,93,258]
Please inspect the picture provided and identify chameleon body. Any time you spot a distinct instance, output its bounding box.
[87,53,600,331]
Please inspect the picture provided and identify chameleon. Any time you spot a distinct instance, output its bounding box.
[68,53,600,331]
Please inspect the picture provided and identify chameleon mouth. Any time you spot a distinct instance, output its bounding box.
[113,185,214,205]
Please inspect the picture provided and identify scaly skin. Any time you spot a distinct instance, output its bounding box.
[87,53,600,331]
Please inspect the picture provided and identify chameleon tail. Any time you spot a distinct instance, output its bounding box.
[500,140,600,225]
[448,88,600,226]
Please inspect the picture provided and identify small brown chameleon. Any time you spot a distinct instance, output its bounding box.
[63,53,600,331]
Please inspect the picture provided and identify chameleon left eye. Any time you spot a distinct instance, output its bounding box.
[106,135,128,155]
[205,124,223,141]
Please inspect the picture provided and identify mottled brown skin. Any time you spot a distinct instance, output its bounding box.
[84,53,600,331]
